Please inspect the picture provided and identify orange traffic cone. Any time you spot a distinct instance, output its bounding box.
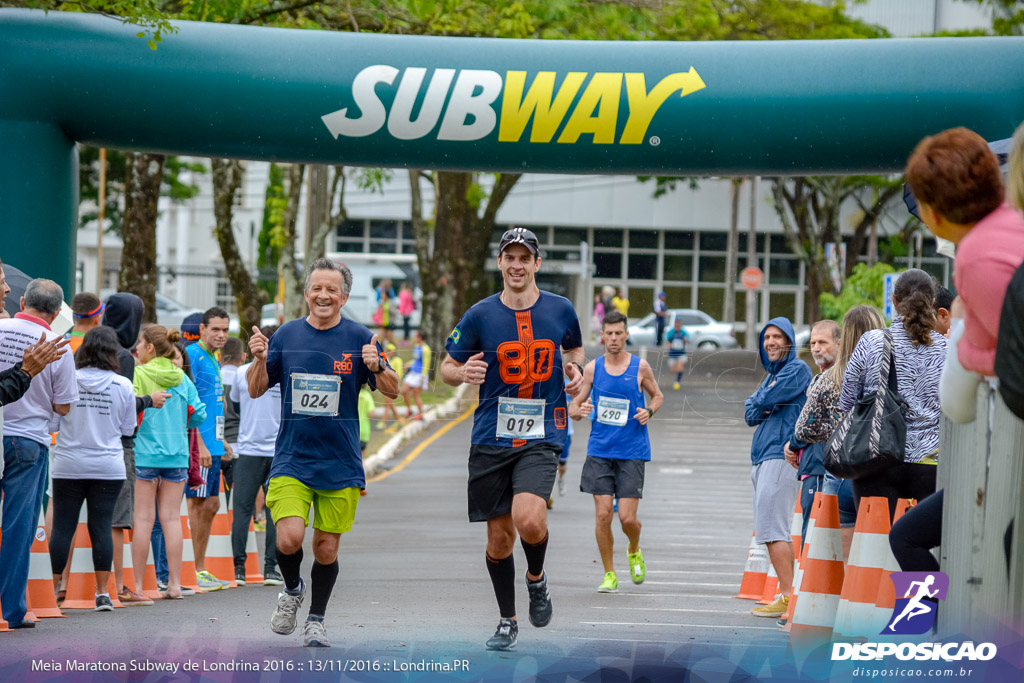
[781,491,823,631]
[778,496,805,624]
[203,485,237,588]
[735,533,769,600]
[244,520,265,585]
[758,563,780,604]
[789,494,845,655]
[833,497,892,640]
[26,510,67,616]
[58,506,123,609]
[871,499,913,637]
[179,497,205,592]
[0,595,9,632]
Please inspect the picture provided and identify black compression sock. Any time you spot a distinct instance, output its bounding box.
[276,547,304,593]
[485,553,516,619]
[309,559,340,618]
[521,532,549,579]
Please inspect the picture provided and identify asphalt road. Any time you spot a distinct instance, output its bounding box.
[0,349,802,681]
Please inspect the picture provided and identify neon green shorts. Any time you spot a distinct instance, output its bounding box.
[265,476,360,534]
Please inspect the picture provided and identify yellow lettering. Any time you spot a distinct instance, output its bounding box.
[557,73,623,144]
[499,71,587,143]
[620,68,706,144]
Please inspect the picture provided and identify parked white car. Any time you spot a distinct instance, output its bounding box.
[627,309,738,349]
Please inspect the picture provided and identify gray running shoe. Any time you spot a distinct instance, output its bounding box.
[485,618,518,650]
[302,618,331,647]
[263,568,284,586]
[196,571,224,592]
[95,595,114,612]
[526,572,552,627]
[557,475,566,496]
[181,586,196,596]
[271,582,305,635]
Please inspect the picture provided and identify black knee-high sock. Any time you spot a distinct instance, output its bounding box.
[485,553,516,619]
[276,547,303,592]
[308,560,340,618]
[521,533,549,579]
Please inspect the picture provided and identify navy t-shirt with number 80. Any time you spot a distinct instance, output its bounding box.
[266,317,385,490]
[445,291,583,448]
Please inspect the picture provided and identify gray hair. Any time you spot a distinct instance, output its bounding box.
[811,319,841,344]
[304,258,352,297]
[24,279,64,316]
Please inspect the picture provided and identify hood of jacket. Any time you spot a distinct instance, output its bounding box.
[759,316,798,375]
[77,367,117,394]
[102,292,144,350]
[134,356,184,394]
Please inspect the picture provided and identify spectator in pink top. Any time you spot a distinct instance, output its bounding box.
[398,282,416,343]
[906,127,1024,377]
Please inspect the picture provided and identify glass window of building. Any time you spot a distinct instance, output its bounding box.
[594,229,624,248]
[770,234,791,252]
[695,288,724,317]
[593,252,623,279]
[337,219,364,239]
[662,286,691,309]
[698,255,727,282]
[629,230,658,250]
[700,232,728,251]
[628,253,657,280]
[769,258,800,285]
[664,231,694,250]
[552,227,588,246]
[663,254,693,281]
[369,220,398,240]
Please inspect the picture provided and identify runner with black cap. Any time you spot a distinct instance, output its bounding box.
[441,227,585,651]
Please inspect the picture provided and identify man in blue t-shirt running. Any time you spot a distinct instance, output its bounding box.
[569,311,663,594]
[442,227,585,651]
[185,306,233,591]
[247,259,399,648]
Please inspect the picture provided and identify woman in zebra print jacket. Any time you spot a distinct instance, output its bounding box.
[838,269,947,521]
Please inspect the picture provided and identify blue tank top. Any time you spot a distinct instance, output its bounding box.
[587,354,651,461]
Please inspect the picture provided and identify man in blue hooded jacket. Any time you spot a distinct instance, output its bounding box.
[744,317,810,619]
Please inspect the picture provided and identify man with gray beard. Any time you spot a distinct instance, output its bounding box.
[783,320,839,545]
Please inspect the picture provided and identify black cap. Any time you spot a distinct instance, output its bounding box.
[498,227,540,256]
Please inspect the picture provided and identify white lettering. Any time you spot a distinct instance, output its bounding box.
[832,642,999,662]
[437,70,503,141]
[832,643,854,660]
[322,65,399,138]
[387,67,455,140]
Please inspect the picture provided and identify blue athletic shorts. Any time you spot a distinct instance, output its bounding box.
[186,455,222,498]
[559,434,572,465]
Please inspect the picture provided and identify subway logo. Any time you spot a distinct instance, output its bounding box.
[321,66,706,144]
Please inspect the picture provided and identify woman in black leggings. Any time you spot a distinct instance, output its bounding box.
[49,327,137,611]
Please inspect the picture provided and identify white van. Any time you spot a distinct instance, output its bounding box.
[324,252,421,328]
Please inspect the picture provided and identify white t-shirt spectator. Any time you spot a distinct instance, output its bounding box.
[51,368,136,480]
[0,314,78,446]
[230,362,282,458]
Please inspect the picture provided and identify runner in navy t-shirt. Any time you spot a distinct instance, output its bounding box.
[247,259,398,648]
[442,227,585,651]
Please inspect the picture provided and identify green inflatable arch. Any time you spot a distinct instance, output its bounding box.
[1,8,1023,292]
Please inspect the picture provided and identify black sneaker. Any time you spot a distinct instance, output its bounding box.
[485,618,518,650]
[95,595,114,612]
[263,568,284,586]
[235,566,247,586]
[526,572,552,627]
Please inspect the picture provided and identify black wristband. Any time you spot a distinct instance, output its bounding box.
[568,361,584,376]
[373,363,387,374]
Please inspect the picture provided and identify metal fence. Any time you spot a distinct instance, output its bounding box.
[938,382,1024,640]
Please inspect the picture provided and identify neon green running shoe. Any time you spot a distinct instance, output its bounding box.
[628,549,646,584]
[597,572,618,593]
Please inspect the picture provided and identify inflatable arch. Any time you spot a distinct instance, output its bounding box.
[1,8,1023,291]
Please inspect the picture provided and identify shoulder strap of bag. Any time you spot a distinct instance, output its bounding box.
[877,328,898,407]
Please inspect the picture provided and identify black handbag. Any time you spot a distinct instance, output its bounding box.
[824,329,909,480]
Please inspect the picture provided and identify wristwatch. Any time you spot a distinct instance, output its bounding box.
[568,361,584,376]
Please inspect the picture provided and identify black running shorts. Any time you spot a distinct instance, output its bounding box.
[580,456,646,499]
[467,442,560,522]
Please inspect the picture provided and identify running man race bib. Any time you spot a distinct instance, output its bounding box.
[596,396,630,426]
[291,373,341,416]
[496,397,545,440]
[215,415,225,441]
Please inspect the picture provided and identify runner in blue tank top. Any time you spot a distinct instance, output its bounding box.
[442,227,585,651]
[569,310,663,594]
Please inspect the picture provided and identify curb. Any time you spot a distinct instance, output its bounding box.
[363,383,472,478]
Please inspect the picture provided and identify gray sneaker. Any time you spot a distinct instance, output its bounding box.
[196,571,224,592]
[302,618,331,647]
[526,572,552,627]
[263,568,284,586]
[485,618,518,650]
[271,582,305,635]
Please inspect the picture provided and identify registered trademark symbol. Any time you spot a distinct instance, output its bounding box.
[649,136,661,146]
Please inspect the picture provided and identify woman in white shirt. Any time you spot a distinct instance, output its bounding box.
[49,327,137,612]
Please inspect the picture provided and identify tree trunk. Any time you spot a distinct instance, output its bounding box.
[307,165,347,265]
[409,170,450,356]
[805,263,825,324]
[119,152,165,323]
[279,163,306,321]
[211,158,263,344]
[724,177,742,322]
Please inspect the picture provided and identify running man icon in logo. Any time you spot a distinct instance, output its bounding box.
[885,572,949,635]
